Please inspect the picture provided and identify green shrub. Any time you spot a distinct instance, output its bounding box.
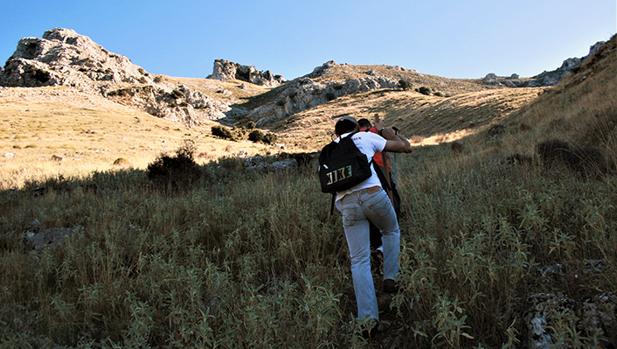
[399,79,412,90]
[416,86,432,95]
[262,133,277,145]
[146,140,200,191]
[211,125,234,140]
[248,129,265,143]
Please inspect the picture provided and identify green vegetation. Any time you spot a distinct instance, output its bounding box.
[1,115,615,346]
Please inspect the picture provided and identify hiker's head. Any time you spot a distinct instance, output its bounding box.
[357,118,372,131]
[335,116,358,136]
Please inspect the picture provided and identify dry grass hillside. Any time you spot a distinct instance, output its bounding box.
[275,87,544,149]
[162,75,270,104]
[310,63,487,95]
[0,86,275,189]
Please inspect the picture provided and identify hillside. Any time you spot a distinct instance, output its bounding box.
[0,86,274,189]
[274,87,544,149]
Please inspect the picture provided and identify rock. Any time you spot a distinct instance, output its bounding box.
[270,158,298,171]
[51,155,63,161]
[23,220,80,250]
[209,59,284,87]
[3,152,15,159]
[307,60,337,78]
[247,67,400,125]
[509,73,520,79]
[0,28,228,125]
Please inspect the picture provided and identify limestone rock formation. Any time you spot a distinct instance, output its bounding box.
[246,61,400,126]
[0,28,229,125]
[482,40,607,87]
[0,28,154,90]
[209,59,284,87]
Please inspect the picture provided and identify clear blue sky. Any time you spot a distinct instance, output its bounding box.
[1,0,615,79]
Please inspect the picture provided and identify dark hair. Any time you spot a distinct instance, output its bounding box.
[335,117,358,136]
[357,118,372,129]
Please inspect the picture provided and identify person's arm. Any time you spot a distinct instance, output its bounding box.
[381,127,412,153]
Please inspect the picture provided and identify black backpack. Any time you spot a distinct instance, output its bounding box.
[319,131,373,193]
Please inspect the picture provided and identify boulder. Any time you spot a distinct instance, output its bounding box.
[23,219,81,250]
[209,59,284,87]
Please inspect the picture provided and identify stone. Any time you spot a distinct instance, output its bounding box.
[270,158,298,171]
[209,59,284,87]
[509,73,520,79]
[3,152,15,159]
[247,65,400,125]
[23,220,80,250]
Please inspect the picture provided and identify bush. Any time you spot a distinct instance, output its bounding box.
[263,133,277,145]
[248,130,265,143]
[146,140,201,191]
[276,99,286,107]
[325,92,336,101]
[416,86,432,95]
[211,126,234,140]
[248,130,277,144]
[398,79,412,90]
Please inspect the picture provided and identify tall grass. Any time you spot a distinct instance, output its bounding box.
[0,130,615,347]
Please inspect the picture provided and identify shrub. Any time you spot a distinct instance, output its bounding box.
[325,92,336,101]
[112,158,130,167]
[211,126,234,140]
[248,130,265,143]
[434,91,445,97]
[248,130,277,144]
[262,133,277,145]
[416,86,432,95]
[536,139,610,177]
[276,99,286,107]
[146,140,201,191]
[398,79,412,90]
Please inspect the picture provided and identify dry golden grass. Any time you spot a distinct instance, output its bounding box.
[274,87,544,149]
[162,75,271,104]
[0,86,276,189]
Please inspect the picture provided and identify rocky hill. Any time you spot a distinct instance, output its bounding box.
[234,60,490,126]
[0,28,234,126]
[481,40,606,87]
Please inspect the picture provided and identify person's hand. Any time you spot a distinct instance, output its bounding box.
[373,116,384,129]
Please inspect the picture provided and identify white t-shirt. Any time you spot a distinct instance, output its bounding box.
[334,131,387,201]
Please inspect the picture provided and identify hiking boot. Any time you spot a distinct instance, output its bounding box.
[382,279,398,294]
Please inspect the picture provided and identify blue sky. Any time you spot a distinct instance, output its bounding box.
[1,0,615,79]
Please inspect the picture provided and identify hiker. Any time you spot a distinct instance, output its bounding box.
[320,115,412,335]
[357,118,402,270]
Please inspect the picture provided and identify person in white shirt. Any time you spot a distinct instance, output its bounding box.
[332,116,412,336]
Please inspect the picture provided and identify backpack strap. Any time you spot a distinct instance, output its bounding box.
[372,161,391,192]
[330,193,336,216]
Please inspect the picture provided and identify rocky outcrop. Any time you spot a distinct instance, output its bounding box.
[0,29,154,90]
[0,28,228,125]
[209,59,284,87]
[482,40,607,88]
[245,61,400,126]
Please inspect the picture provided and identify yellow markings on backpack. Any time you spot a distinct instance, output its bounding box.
[326,165,352,185]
